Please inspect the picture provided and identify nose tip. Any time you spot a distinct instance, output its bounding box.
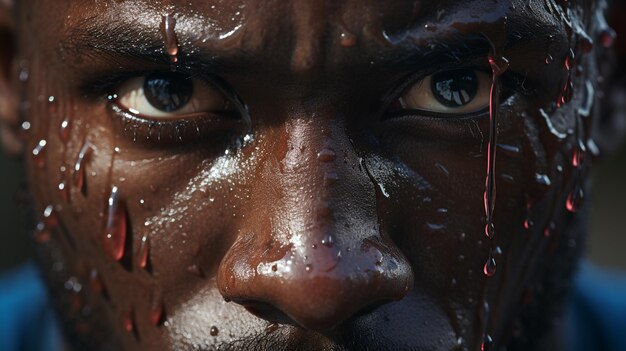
[217,236,413,331]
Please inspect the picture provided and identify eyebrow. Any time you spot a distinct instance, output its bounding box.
[61,7,562,77]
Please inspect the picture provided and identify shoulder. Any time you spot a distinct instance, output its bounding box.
[0,262,62,351]
[564,262,626,351]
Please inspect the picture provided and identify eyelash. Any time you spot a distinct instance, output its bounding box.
[382,66,529,120]
[80,70,247,146]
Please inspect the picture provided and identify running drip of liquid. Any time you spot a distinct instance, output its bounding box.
[103,186,128,261]
[137,235,151,269]
[161,15,179,63]
[483,55,509,244]
[73,143,93,195]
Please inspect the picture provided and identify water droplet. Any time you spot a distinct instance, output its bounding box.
[305,264,313,272]
[59,117,72,143]
[488,55,509,76]
[483,249,496,277]
[123,310,136,333]
[18,67,29,82]
[47,96,57,114]
[572,141,586,168]
[265,322,279,334]
[545,54,553,65]
[161,15,179,63]
[566,186,584,212]
[324,171,340,184]
[543,221,556,237]
[150,299,165,326]
[34,226,51,243]
[73,143,93,194]
[58,182,69,203]
[340,31,356,47]
[561,77,574,104]
[187,264,204,277]
[579,35,594,54]
[535,173,552,186]
[137,235,150,269]
[210,326,219,336]
[484,222,494,240]
[103,186,128,261]
[523,218,534,230]
[89,268,106,296]
[43,205,58,228]
[321,234,334,247]
[599,28,616,48]
[565,49,575,70]
[481,334,493,351]
[317,148,336,162]
[32,140,47,168]
[435,162,450,176]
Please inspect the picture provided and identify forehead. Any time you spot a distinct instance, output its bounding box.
[26,0,564,83]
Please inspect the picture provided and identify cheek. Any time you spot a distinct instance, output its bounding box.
[22,62,259,346]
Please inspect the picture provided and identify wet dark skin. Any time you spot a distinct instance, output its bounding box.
[0,0,618,350]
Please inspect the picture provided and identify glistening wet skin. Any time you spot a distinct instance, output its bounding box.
[0,0,616,350]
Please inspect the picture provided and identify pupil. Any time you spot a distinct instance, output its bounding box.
[430,69,479,108]
[143,73,193,112]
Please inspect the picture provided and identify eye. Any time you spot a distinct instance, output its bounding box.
[391,69,492,116]
[114,72,237,119]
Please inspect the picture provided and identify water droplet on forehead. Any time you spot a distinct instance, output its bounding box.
[161,14,179,63]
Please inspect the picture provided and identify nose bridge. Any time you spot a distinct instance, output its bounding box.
[217,114,413,330]
[279,116,375,248]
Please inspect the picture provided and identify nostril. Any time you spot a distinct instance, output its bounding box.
[237,300,300,327]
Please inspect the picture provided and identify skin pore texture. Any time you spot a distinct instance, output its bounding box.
[0,0,620,350]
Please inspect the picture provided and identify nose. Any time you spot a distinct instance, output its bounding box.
[217,117,413,331]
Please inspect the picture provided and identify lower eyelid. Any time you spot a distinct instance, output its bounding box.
[107,103,246,146]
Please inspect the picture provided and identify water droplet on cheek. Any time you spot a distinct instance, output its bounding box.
[73,143,93,194]
[32,140,48,168]
[137,235,151,269]
[102,186,128,261]
[340,31,356,47]
[123,310,136,335]
[59,117,72,143]
[150,300,165,326]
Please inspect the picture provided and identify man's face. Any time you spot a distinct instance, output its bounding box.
[10,0,607,349]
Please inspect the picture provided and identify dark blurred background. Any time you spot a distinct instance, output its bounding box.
[0,3,625,274]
